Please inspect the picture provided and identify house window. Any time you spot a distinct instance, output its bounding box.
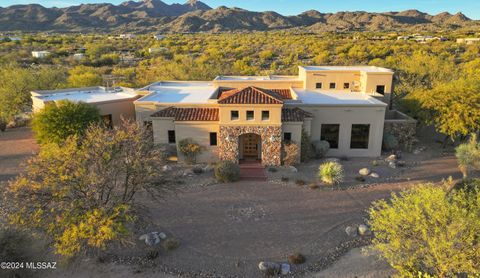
[329,82,336,89]
[231,110,239,120]
[344,83,350,89]
[246,110,254,121]
[209,132,217,146]
[168,130,176,144]
[262,110,270,121]
[315,82,322,89]
[283,132,292,141]
[376,85,386,95]
[321,124,340,149]
[350,124,370,149]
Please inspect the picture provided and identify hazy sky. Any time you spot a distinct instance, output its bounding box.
[1,0,480,19]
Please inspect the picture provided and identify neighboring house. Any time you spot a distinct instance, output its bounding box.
[119,34,136,39]
[456,38,480,44]
[148,47,168,54]
[30,66,408,166]
[31,51,51,58]
[31,87,139,127]
[153,35,165,40]
[73,53,85,60]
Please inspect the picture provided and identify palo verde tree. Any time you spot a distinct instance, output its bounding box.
[32,100,101,145]
[3,120,172,258]
[368,181,480,277]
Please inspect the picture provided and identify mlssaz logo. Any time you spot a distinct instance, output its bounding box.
[26,262,57,269]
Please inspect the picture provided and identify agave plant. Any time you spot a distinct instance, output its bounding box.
[318,161,344,185]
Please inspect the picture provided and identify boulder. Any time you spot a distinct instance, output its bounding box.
[345,226,357,237]
[388,161,397,169]
[158,232,167,240]
[358,224,371,236]
[281,263,291,275]
[162,165,172,172]
[359,168,371,176]
[139,232,161,246]
[370,172,380,178]
[288,166,298,173]
[258,261,281,274]
[385,154,397,162]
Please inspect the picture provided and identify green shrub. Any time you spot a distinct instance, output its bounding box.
[162,238,180,251]
[313,140,330,158]
[214,161,240,182]
[455,134,480,178]
[32,100,101,144]
[318,161,344,185]
[383,133,399,151]
[288,252,306,264]
[178,138,203,164]
[369,182,480,277]
[282,141,300,166]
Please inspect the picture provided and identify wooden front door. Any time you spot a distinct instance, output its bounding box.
[243,134,259,158]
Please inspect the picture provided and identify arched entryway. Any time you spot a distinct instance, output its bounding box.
[239,133,261,162]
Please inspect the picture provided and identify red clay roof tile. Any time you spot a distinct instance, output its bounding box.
[151,107,219,121]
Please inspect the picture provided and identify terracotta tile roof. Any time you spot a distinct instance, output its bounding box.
[218,86,284,104]
[282,107,313,122]
[270,89,293,100]
[217,87,292,100]
[151,107,219,121]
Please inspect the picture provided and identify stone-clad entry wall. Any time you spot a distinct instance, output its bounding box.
[219,125,282,166]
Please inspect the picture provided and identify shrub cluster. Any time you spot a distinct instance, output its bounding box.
[214,161,240,183]
[318,161,344,185]
[313,140,330,158]
[282,141,300,166]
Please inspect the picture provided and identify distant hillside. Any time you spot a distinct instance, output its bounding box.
[0,1,476,32]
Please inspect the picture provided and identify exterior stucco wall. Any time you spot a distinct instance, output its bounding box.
[297,105,386,157]
[303,71,362,91]
[95,100,136,126]
[219,104,282,125]
[282,122,303,143]
[152,118,175,144]
[213,80,302,89]
[174,122,220,164]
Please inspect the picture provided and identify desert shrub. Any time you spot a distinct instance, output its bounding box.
[178,138,203,164]
[372,160,379,166]
[318,161,344,185]
[309,183,319,189]
[192,166,203,174]
[31,100,101,145]
[162,238,180,251]
[288,252,306,264]
[383,133,399,151]
[146,250,159,260]
[214,161,240,182]
[313,140,330,158]
[300,128,315,162]
[369,182,480,277]
[0,118,6,132]
[455,134,480,178]
[282,141,300,166]
[452,178,480,193]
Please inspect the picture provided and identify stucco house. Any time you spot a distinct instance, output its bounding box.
[31,66,408,166]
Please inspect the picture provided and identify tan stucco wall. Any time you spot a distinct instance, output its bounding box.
[303,71,362,91]
[297,105,386,157]
[174,122,220,163]
[152,118,175,144]
[213,80,302,89]
[219,104,282,126]
[282,122,303,144]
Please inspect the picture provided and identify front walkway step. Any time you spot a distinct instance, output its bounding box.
[239,166,267,181]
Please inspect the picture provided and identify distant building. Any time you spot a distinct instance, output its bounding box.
[8,37,21,41]
[148,47,168,54]
[31,51,51,58]
[153,35,165,40]
[119,34,136,39]
[457,38,480,44]
[73,53,85,61]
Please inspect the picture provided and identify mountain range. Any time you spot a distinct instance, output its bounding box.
[0,0,476,32]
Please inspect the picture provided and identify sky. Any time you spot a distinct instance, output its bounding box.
[1,0,480,19]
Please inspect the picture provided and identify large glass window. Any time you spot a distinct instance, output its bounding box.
[321,124,340,149]
[231,110,239,120]
[168,130,176,144]
[350,124,370,149]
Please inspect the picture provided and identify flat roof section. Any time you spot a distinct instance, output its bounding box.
[293,88,387,106]
[214,75,300,81]
[299,66,393,73]
[32,87,138,104]
[137,81,216,104]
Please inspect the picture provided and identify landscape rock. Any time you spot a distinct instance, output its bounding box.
[162,165,172,172]
[413,146,426,154]
[345,226,357,237]
[388,161,397,169]
[385,154,397,162]
[358,224,371,236]
[288,166,298,173]
[370,172,380,178]
[203,165,214,172]
[158,232,167,240]
[397,160,406,167]
[258,261,281,274]
[281,263,291,275]
[139,232,161,246]
[359,168,371,176]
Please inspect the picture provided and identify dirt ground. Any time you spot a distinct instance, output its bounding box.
[0,127,461,278]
